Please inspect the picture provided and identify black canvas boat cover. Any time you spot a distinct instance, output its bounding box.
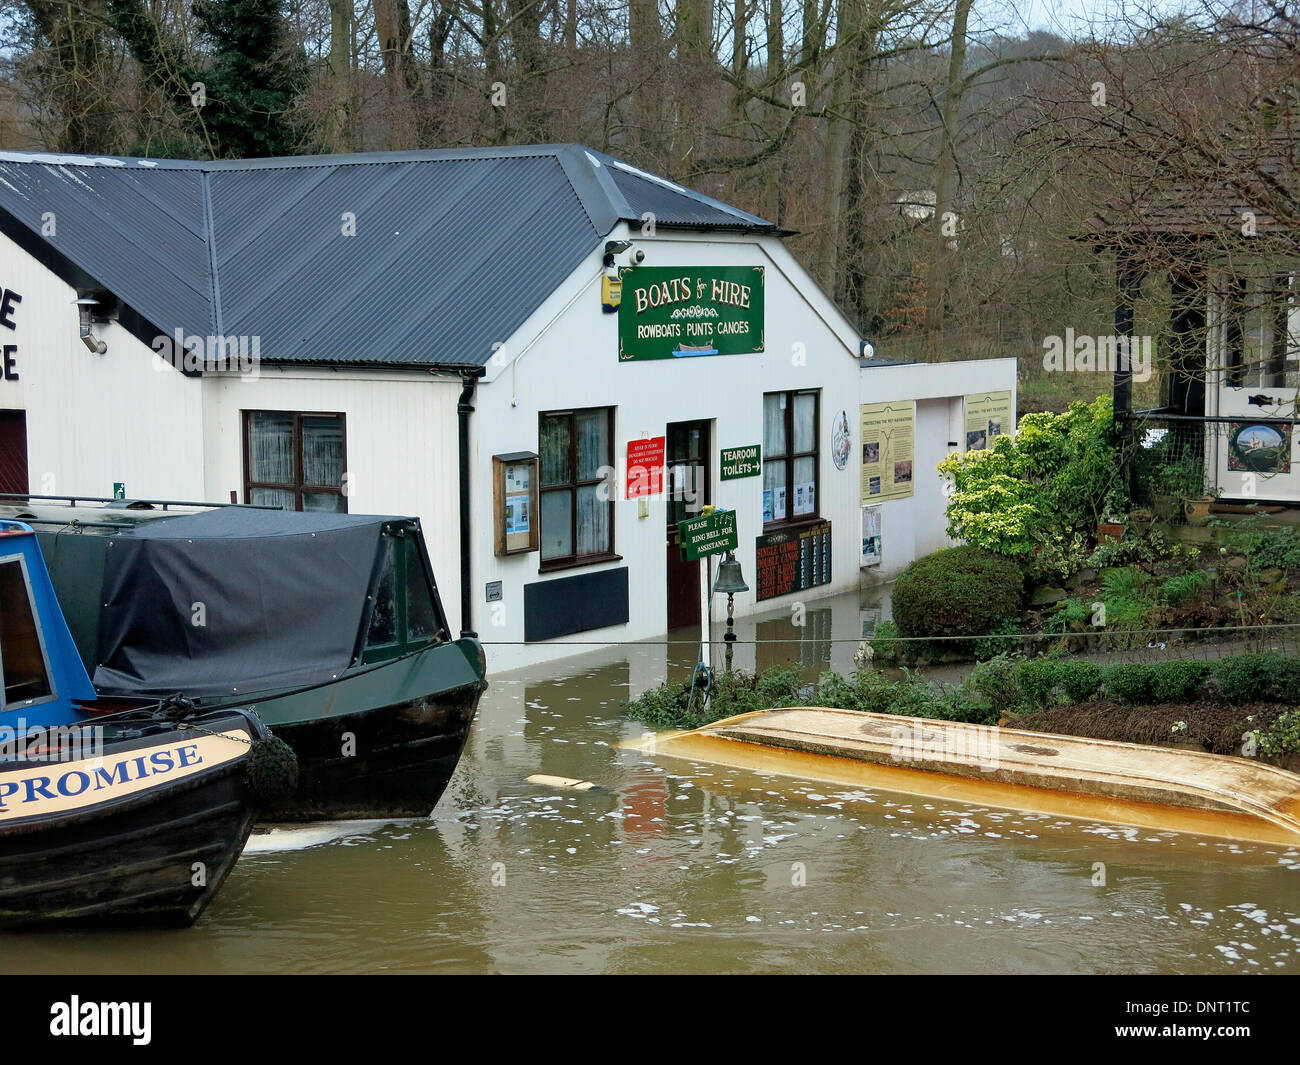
[93,508,399,698]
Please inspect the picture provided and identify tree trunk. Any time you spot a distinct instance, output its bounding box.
[629,0,661,158]
[326,0,354,150]
[924,0,972,359]
[374,0,420,147]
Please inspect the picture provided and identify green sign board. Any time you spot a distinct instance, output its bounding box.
[720,444,761,480]
[678,509,739,561]
[619,266,765,361]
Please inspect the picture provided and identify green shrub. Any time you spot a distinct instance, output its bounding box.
[1259,709,1300,757]
[1105,663,1157,703]
[1088,530,1179,569]
[967,654,1024,718]
[869,619,901,664]
[1157,571,1211,606]
[1222,525,1300,571]
[1149,659,1212,702]
[624,666,808,730]
[1044,598,1088,635]
[622,678,695,728]
[1017,660,1059,708]
[1212,654,1284,702]
[937,396,1123,577]
[973,619,1021,660]
[815,670,861,710]
[755,667,803,708]
[891,546,1025,648]
[1058,660,1103,702]
[1100,567,1153,603]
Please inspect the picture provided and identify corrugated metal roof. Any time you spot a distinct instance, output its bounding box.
[587,150,775,231]
[0,144,777,367]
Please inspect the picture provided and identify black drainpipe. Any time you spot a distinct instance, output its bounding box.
[457,371,481,638]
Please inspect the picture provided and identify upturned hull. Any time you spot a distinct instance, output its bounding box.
[0,709,271,928]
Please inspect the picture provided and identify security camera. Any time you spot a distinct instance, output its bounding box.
[629,247,646,266]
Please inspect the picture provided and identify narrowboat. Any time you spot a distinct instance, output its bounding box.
[0,498,488,820]
[0,519,295,927]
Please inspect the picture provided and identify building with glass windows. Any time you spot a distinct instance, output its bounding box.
[0,144,1015,671]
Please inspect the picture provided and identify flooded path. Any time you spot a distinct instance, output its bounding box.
[3,591,1298,974]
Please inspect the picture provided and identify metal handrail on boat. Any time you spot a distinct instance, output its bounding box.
[0,493,283,511]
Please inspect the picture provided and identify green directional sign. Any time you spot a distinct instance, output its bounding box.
[678,509,739,561]
[720,444,761,480]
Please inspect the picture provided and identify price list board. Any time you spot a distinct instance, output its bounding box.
[755,521,832,602]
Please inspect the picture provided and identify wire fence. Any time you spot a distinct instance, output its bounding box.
[481,621,1300,668]
[1122,409,1300,521]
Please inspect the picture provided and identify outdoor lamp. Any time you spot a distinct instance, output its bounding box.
[74,296,106,354]
[715,551,749,673]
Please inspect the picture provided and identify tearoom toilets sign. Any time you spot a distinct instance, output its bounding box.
[619,267,764,361]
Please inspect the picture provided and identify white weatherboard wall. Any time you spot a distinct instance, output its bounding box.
[858,357,1018,580]
[0,231,205,500]
[201,369,464,621]
[474,228,867,673]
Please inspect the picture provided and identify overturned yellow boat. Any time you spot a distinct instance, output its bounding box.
[640,708,1300,847]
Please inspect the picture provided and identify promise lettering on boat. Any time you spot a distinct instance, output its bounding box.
[49,996,151,1046]
[0,742,203,810]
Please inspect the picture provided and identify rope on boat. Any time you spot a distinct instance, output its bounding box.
[135,695,300,807]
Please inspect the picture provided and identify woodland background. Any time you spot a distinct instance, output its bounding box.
[2,0,1299,408]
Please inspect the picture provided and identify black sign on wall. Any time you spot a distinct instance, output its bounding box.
[524,567,629,641]
[755,521,832,602]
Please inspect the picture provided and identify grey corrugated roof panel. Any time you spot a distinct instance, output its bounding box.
[584,149,777,231]
[0,158,214,335]
[0,143,781,366]
[213,154,599,364]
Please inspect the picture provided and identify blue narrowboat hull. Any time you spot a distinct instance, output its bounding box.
[0,707,281,928]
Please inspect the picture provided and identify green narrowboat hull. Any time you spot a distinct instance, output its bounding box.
[232,638,486,820]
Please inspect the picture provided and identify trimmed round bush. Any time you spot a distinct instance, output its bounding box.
[1105,663,1157,704]
[1017,660,1059,708]
[891,546,1025,644]
[1059,660,1103,703]
[1213,654,1287,702]
[1150,660,1211,703]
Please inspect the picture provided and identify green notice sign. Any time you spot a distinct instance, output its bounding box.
[678,509,739,561]
[619,266,765,361]
[720,444,761,480]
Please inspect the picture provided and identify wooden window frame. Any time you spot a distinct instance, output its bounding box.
[538,406,619,573]
[243,410,348,512]
[763,388,821,530]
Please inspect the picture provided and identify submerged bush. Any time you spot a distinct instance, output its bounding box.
[623,667,808,730]
[891,546,1024,649]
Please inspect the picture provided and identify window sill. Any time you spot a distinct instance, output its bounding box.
[538,552,623,575]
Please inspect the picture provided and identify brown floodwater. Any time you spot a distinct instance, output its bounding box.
[2,590,1298,974]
